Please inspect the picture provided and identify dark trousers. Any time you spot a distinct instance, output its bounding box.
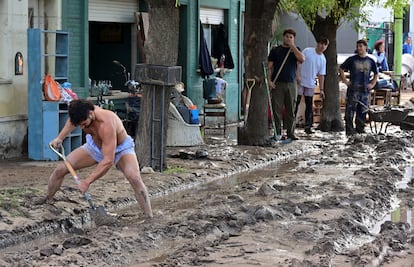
[295,95,313,127]
[271,82,297,136]
[345,89,369,134]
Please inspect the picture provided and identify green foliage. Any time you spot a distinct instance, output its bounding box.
[0,188,39,216]
[163,166,187,174]
[279,0,410,29]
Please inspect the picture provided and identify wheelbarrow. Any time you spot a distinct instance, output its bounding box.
[366,105,411,134]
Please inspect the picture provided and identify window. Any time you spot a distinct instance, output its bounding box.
[200,8,224,67]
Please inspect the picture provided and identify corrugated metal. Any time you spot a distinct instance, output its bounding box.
[200,8,224,25]
[89,0,138,23]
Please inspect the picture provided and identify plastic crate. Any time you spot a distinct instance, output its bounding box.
[135,64,182,86]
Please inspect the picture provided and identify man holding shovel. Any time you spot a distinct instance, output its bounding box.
[267,28,305,140]
[45,99,153,219]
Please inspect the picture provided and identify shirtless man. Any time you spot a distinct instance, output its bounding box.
[47,99,153,218]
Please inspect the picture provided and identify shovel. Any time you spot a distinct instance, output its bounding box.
[244,78,256,123]
[49,144,112,225]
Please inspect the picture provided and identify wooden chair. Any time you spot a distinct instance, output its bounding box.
[203,101,226,136]
[370,73,407,106]
[382,71,408,106]
[370,88,392,106]
[202,77,227,137]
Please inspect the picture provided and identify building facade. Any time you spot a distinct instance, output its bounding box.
[0,0,245,159]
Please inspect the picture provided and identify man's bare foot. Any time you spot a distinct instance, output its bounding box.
[137,214,153,224]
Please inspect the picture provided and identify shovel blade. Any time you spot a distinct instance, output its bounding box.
[90,206,118,226]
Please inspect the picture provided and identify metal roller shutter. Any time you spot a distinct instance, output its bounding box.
[89,0,138,23]
[200,8,224,25]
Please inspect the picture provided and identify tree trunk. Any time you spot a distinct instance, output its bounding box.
[238,0,279,145]
[135,0,179,170]
[311,16,344,132]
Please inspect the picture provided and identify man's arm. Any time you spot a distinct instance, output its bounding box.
[317,74,325,99]
[297,63,302,85]
[339,67,350,86]
[78,121,117,193]
[50,118,76,148]
[368,73,378,90]
[267,61,275,89]
[368,60,379,90]
[290,45,305,63]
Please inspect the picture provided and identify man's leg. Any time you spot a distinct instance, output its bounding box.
[345,90,358,136]
[355,92,369,133]
[304,95,314,134]
[46,147,96,201]
[295,85,304,118]
[295,95,302,118]
[117,154,153,218]
[285,82,298,139]
[271,85,285,136]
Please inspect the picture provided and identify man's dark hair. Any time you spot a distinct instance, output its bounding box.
[283,28,296,37]
[68,99,95,126]
[317,37,329,45]
[356,39,368,47]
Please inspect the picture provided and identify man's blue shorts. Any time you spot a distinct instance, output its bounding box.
[81,134,135,165]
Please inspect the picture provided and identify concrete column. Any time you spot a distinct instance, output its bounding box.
[394,6,404,77]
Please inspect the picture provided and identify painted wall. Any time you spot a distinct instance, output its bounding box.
[0,0,244,158]
[0,0,29,158]
[0,0,63,159]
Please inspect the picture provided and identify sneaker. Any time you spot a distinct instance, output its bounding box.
[346,131,356,136]
[304,127,314,134]
[273,134,282,141]
[287,135,299,141]
[279,136,292,144]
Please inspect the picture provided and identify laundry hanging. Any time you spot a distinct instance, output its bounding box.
[199,21,214,79]
[212,23,234,69]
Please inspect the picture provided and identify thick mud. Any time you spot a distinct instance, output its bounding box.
[1,129,414,266]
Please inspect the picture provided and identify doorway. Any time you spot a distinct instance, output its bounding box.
[89,21,133,91]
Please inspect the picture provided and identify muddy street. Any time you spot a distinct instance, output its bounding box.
[1,131,414,266]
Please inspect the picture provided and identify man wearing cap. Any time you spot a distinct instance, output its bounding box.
[373,40,389,72]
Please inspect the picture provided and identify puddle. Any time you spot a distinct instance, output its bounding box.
[398,165,413,189]
[371,166,413,235]
[1,232,68,256]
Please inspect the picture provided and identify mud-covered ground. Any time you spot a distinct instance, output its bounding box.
[1,127,414,266]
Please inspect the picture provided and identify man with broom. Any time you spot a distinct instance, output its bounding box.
[267,28,305,141]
